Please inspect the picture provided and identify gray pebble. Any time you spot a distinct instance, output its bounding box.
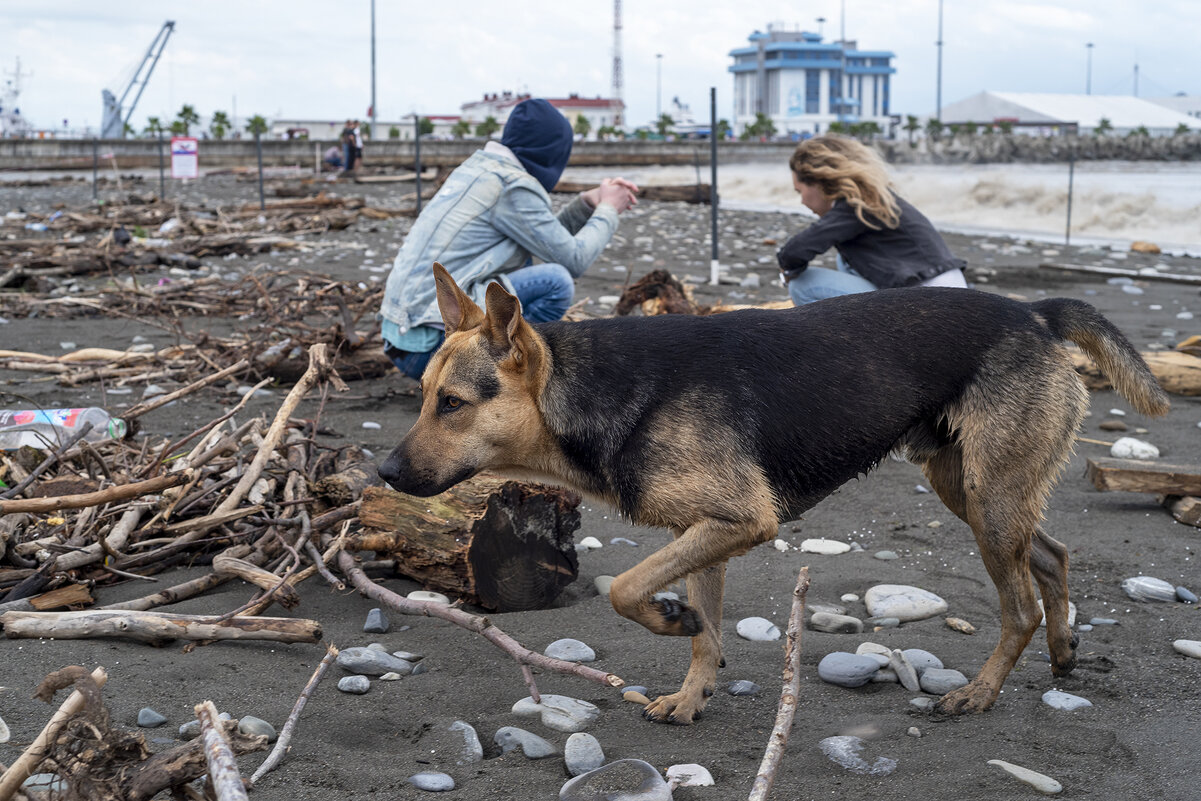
[901,648,944,675]
[808,612,863,634]
[610,537,638,546]
[1120,575,1177,602]
[866,616,901,629]
[512,694,600,733]
[411,662,429,676]
[874,550,899,560]
[545,638,597,662]
[727,679,761,696]
[595,575,615,595]
[564,732,606,777]
[560,759,671,801]
[336,646,414,676]
[808,602,848,615]
[363,608,391,633]
[624,685,649,696]
[889,650,922,692]
[871,668,899,683]
[494,725,558,758]
[818,652,882,688]
[736,616,781,641]
[137,707,168,728]
[1041,690,1093,711]
[448,720,484,765]
[237,716,277,742]
[1077,623,1093,632]
[1177,586,1198,604]
[919,668,969,695]
[391,650,424,662]
[909,697,936,712]
[21,774,67,793]
[178,720,201,740]
[408,771,455,792]
[1090,617,1119,626]
[337,675,370,694]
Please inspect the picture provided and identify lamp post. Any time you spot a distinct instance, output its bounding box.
[1086,42,1094,95]
[656,53,663,123]
[816,16,825,37]
[935,0,944,122]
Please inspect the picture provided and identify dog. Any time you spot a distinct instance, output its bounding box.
[379,263,1168,725]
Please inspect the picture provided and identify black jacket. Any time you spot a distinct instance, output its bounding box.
[777,194,965,289]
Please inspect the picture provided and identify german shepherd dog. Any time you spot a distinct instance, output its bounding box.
[379,263,1168,724]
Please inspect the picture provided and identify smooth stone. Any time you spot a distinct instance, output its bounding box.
[946,616,977,634]
[1110,437,1159,460]
[987,759,1063,794]
[1090,617,1119,626]
[1121,575,1177,602]
[1041,690,1093,711]
[727,679,761,696]
[874,550,899,560]
[178,720,202,740]
[391,650,424,662]
[624,685,649,696]
[1173,639,1201,659]
[855,641,892,659]
[610,537,639,546]
[512,694,600,733]
[545,638,597,662]
[0,715,7,743]
[495,726,558,759]
[564,732,606,777]
[859,652,891,668]
[411,662,429,676]
[448,720,484,764]
[1077,624,1094,632]
[909,697,936,712]
[889,650,922,692]
[594,575,615,595]
[809,612,864,634]
[1176,586,1198,604]
[1098,419,1128,431]
[379,672,402,681]
[908,726,922,737]
[819,735,897,776]
[800,537,851,554]
[871,668,899,683]
[337,675,370,694]
[336,646,414,677]
[902,648,944,675]
[576,536,603,551]
[808,602,848,616]
[238,716,277,742]
[363,608,390,633]
[137,707,167,728]
[407,590,451,604]
[409,771,455,792]
[866,616,901,629]
[666,763,714,787]
[1037,599,1078,627]
[864,584,948,622]
[21,774,66,793]
[840,593,860,602]
[623,690,651,704]
[736,616,781,641]
[559,759,671,801]
[817,652,882,688]
[919,668,969,695]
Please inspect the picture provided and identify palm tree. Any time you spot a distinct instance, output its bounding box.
[389,126,401,139]
[716,119,731,140]
[418,117,434,137]
[475,116,500,138]
[209,110,231,140]
[451,120,471,139]
[169,119,187,135]
[574,114,592,138]
[1175,123,1191,137]
[655,113,674,136]
[175,104,200,135]
[924,118,943,142]
[245,114,268,136]
[904,115,920,146]
[144,116,164,136]
[1095,117,1113,136]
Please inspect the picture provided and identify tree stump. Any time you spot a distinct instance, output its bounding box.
[354,474,581,612]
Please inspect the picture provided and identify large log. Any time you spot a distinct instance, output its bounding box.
[1086,457,1201,495]
[1069,350,1201,396]
[551,180,712,204]
[0,610,322,645]
[354,475,581,611]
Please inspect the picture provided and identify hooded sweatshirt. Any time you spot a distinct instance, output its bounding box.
[500,98,574,192]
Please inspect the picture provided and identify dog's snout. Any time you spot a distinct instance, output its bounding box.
[377,455,402,486]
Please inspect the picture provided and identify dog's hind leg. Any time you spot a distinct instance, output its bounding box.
[1031,529,1078,676]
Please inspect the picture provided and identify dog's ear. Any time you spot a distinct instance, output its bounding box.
[482,281,533,370]
[432,262,485,336]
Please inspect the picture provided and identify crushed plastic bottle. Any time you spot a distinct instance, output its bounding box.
[0,408,127,450]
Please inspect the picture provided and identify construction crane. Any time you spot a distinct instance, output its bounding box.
[100,20,175,139]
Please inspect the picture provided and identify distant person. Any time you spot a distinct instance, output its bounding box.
[379,97,639,380]
[352,120,364,171]
[778,134,967,305]
[340,120,354,174]
[322,145,343,170]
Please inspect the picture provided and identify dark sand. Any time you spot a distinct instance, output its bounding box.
[1,173,1200,800]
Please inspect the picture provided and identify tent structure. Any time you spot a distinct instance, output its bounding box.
[936,91,1201,136]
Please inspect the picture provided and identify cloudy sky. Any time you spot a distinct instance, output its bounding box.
[3,1,1198,134]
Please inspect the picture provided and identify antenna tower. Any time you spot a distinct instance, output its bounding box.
[612,0,624,127]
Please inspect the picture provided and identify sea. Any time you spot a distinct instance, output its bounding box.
[562,160,1201,257]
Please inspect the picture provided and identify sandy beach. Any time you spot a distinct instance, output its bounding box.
[1,172,1200,800]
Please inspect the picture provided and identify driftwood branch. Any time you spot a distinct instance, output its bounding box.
[0,471,190,515]
[249,644,339,786]
[122,358,251,420]
[195,700,250,801]
[0,666,108,801]
[0,610,322,645]
[749,566,811,801]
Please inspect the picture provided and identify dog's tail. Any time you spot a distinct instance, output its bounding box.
[1032,298,1170,417]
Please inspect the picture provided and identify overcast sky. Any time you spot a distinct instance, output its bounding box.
[3,1,1199,133]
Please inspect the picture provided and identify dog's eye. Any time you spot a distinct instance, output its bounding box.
[443,395,464,411]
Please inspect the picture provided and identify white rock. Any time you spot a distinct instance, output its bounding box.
[544,638,596,662]
[1108,408,1127,416]
[564,732,605,777]
[666,763,715,787]
[1041,690,1092,711]
[773,538,790,552]
[0,714,8,743]
[594,575,615,595]
[512,694,600,733]
[1110,437,1159,460]
[407,590,451,604]
[736,616,781,641]
[1037,599,1078,627]
[819,735,897,776]
[361,421,381,430]
[987,759,1063,794]
[840,593,860,602]
[800,538,851,555]
[855,642,892,659]
[575,536,603,551]
[864,584,948,622]
[1173,639,1201,659]
[1121,575,1177,602]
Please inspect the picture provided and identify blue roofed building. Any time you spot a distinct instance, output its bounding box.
[729,25,896,137]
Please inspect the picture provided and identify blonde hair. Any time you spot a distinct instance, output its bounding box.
[789,135,901,229]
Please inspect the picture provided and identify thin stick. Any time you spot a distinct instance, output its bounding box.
[521,664,542,704]
[1076,435,1115,447]
[249,644,339,785]
[748,566,811,801]
[0,471,190,515]
[122,359,251,420]
[195,700,250,801]
[337,551,623,689]
[0,666,108,801]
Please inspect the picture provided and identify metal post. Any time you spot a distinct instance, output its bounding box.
[157,130,165,198]
[1086,43,1094,95]
[370,0,377,138]
[935,0,944,122]
[656,54,663,123]
[255,130,265,211]
[314,142,320,175]
[92,139,99,201]
[709,86,720,286]
[1065,153,1075,246]
[414,116,423,214]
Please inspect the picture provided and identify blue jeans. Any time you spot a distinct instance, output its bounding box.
[389,263,574,380]
[787,254,876,305]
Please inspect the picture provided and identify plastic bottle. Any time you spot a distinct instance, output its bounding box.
[0,408,127,451]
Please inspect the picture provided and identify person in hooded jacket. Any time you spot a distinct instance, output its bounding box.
[379,98,639,379]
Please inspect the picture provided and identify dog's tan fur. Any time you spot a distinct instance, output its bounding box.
[380,263,1169,724]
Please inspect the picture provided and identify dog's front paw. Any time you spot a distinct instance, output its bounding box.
[933,682,998,715]
[641,690,707,725]
[652,597,703,636]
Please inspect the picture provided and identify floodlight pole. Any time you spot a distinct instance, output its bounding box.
[1086,43,1094,95]
[935,0,944,121]
[370,0,377,140]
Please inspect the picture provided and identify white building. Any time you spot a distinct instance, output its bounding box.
[266,116,463,141]
[936,92,1201,136]
[1147,95,1201,121]
[728,25,896,137]
[460,91,624,138]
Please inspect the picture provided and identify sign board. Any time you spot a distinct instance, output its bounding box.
[170,136,199,179]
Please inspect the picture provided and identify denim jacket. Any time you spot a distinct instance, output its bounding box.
[380,148,619,351]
